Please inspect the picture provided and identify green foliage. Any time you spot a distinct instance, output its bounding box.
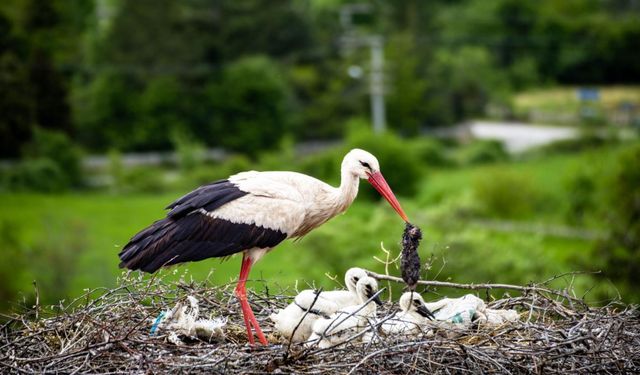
[172,131,206,173]
[119,167,167,194]
[23,128,84,187]
[3,0,640,157]
[0,18,33,158]
[412,138,452,168]
[534,133,610,155]
[595,143,640,299]
[74,70,137,151]
[108,149,125,193]
[386,33,430,135]
[5,158,68,192]
[2,127,83,193]
[427,46,511,125]
[136,77,187,151]
[208,56,292,157]
[458,140,510,165]
[564,171,595,226]
[473,169,543,219]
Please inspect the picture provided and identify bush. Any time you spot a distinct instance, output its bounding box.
[473,169,542,219]
[22,128,84,188]
[172,131,206,172]
[564,171,595,226]
[459,140,509,165]
[535,133,610,155]
[594,143,640,301]
[411,138,452,168]
[6,158,69,192]
[119,167,167,194]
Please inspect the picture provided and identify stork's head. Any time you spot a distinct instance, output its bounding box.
[343,148,409,222]
[399,292,433,319]
[344,267,368,293]
[355,276,383,305]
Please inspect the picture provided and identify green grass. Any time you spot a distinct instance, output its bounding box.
[0,144,630,309]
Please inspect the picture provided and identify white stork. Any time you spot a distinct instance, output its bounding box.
[118,148,408,345]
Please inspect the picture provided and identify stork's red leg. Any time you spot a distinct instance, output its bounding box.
[235,254,268,345]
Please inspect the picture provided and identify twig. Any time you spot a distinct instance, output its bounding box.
[364,270,588,305]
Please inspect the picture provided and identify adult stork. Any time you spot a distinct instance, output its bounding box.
[118,148,408,345]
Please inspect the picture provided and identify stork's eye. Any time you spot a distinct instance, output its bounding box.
[359,161,371,170]
[352,277,359,283]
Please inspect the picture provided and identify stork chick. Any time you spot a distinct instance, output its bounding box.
[307,276,382,349]
[270,267,368,343]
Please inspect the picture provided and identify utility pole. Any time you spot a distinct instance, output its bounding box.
[369,36,386,133]
[339,4,386,134]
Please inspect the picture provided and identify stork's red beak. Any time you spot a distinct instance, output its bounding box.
[367,172,409,222]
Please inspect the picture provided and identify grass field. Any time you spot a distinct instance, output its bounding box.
[0,144,630,311]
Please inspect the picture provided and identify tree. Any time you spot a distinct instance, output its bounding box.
[0,13,32,158]
[208,56,292,156]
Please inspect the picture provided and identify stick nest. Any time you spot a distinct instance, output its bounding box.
[1,273,638,374]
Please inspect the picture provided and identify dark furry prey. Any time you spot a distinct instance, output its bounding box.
[401,222,422,291]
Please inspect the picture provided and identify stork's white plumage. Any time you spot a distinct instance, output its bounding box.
[269,267,368,342]
[307,276,382,348]
[118,149,408,345]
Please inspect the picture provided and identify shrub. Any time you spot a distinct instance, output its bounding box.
[172,131,206,173]
[535,133,610,155]
[22,128,84,188]
[7,158,69,192]
[473,169,542,219]
[411,138,452,167]
[564,171,595,226]
[459,140,509,165]
[594,143,640,301]
[120,167,167,194]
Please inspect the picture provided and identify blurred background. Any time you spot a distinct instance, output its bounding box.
[1,0,639,313]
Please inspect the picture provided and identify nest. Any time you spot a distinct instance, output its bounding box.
[1,272,639,374]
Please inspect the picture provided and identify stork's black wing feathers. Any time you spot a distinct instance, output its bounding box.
[118,179,286,273]
[166,179,248,219]
[119,215,286,273]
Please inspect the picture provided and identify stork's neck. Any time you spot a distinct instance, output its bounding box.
[337,167,359,212]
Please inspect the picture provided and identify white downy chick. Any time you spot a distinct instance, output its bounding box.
[307,276,382,348]
[269,267,368,342]
[381,292,434,335]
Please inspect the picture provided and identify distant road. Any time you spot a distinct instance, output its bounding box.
[465,121,578,153]
[425,121,580,152]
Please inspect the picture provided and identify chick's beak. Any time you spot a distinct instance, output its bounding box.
[417,304,436,320]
